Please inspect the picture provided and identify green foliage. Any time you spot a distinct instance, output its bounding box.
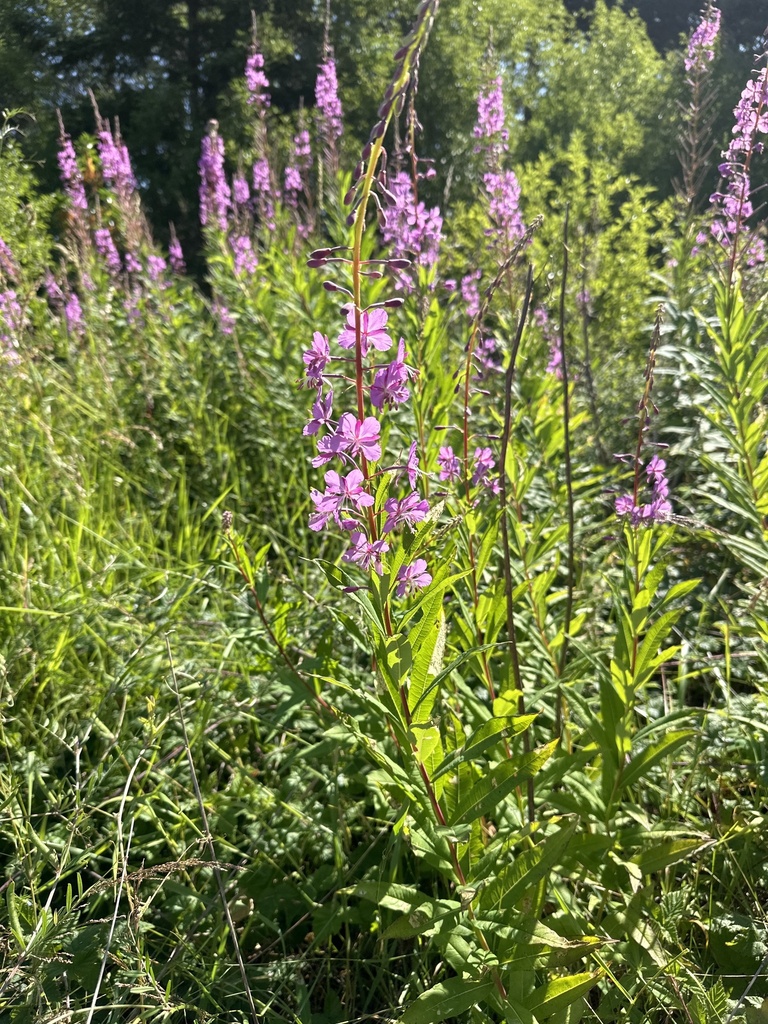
[2,3,768,1022]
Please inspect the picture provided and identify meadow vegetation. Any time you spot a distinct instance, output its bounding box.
[1,2,768,1022]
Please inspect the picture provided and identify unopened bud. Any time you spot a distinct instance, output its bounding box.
[377,208,388,229]
[362,142,372,161]
[346,210,357,227]
[352,162,364,182]
[222,510,233,532]
[323,280,342,292]
[343,185,357,206]
[389,258,412,269]
[306,258,327,268]
[383,297,405,308]
[378,185,398,208]
[393,44,409,60]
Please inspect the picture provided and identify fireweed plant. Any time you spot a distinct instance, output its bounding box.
[6,5,768,1022]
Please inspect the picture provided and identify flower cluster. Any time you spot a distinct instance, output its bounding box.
[615,454,672,525]
[381,170,442,289]
[57,131,88,212]
[199,127,232,231]
[302,284,430,597]
[316,58,344,144]
[65,292,85,336]
[0,289,24,352]
[245,50,270,108]
[709,65,768,264]
[685,6,721,77]
[94,227,121,275]
[483,168,524,245]
[97,119,136,203]
[0,238,18,282]
[474,76,508,149]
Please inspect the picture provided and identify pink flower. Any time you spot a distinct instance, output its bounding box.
[437,445,461,482]
[303,389,334,437]
[338,307,393,356]
[383,492,430,534]
[337,413,382,462]
[342,531,390,574]
[396,559,432,598]
[304,331,331,385]
[370,340,412,408]
[405,442,419,488]
[472,447,495,486]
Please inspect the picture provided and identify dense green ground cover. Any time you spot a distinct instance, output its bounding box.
[1,2,768,1022]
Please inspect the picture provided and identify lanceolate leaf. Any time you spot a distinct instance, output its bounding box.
[450,741,558,825]
[400,977,495,1024]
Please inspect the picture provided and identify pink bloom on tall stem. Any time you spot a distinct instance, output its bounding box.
[338,307,392,356]
[303,332,331,386]
[437,446,461,482]
[245,50,270,108]
[396,559,432,598]
[342,531,389,574]
[316,58,344,142]
[382,492,429,533]
[370,339,412,408]
[337,413,382,462]
[199,130,232,231]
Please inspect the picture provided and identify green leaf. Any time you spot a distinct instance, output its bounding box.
[619,731,693,793]
[400,977,495,1024]
[432,715,537,781]
[632,837,706,874]
[527,972,602,1021]
[450,741,558,825]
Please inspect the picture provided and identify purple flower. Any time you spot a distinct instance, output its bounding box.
[461,270,481,320]
[293,129,312,170]
[338,307,393,356]
[57,131,88,211]
[303,389,333,438]
[472,447,495,486]
[199,130,232,231]
[381,170,443,286]
[245,50,271,108]
[316,58,344,142]
[437,445,461,482]
[213,301,235,335]
[309,469,374,531]
[231,234,258,276]
[546,339,563,378]
[233,175,250,206]
[252,158,271,195]
[342,531,389,574]
[484,169,524,245]
[370,339,412,408]
[64,293,85,335]
[169,233,185,274]
[284,165,302,197]
[0,289,24,343]
[124,251,141,275]
[337,413,382,462]
[97,121,136,202]
[709,66,768,261]
[94,228,121,275]
[685,7,721,76]
[147,254,167,281]
[396,559,432,598]
[405,442,419,488]
[474,76,508,146]
[382,492,430,534]
[0,239,17,281]
[303,332,331,386]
